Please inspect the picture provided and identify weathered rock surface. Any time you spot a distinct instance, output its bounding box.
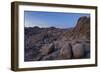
[24,16,90,61]
[42,50,60,60]
[72,43,85,58]
[59,43,72,59]
[40,43,55,56]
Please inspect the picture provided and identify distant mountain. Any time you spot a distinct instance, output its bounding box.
[24,16,90,61]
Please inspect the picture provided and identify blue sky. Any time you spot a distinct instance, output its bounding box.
[24,11,90,28]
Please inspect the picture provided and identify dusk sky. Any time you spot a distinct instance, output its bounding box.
[24,11,90,28]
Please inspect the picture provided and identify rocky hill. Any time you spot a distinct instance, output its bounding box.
[62,16,90,40]
[24,16,90,61]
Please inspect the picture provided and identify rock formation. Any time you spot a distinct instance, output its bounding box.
[24,16,90,61]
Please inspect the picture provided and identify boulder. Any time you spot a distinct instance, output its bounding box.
[85,52,90,58]
[54,40,62,49]
[59,43,72,59]
[84,43,90,53]
[54,40,70,50]
[42,50,60,60]
[40,43,55,56]
[83,42,90,58]
[72,43,85,58]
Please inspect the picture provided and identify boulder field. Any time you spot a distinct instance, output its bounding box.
[24,16,90,61]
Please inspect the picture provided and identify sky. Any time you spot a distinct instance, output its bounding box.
[24,11,90,28]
